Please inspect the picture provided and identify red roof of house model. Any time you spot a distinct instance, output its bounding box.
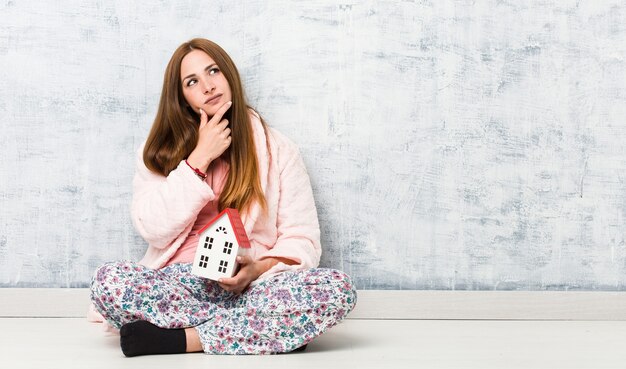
[197,208,251,248]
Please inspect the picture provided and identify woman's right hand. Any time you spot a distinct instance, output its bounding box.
[187,101,233,172]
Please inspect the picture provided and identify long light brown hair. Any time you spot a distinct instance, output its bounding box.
[143,38,267,214]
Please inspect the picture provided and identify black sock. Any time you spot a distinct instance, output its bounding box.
[119,320,187,357]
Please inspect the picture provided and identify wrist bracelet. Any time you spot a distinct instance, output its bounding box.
[185,160,208,180]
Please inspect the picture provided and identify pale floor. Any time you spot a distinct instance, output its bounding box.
[2,318,626,369]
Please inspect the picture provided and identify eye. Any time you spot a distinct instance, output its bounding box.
[186,79,197,87]
[209,68,220,75]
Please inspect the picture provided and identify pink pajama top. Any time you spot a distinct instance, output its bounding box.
[131,110,322,279]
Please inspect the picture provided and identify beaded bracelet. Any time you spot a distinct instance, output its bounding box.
[185,160,208,180]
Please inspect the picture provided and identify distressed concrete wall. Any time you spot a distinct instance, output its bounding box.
[1,1,625,289]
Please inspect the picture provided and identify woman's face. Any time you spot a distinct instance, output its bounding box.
[180,49,232,117]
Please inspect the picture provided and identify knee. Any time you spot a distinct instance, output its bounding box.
[333,270,358,314]
[90,261,136,296]
[317,269,357,316]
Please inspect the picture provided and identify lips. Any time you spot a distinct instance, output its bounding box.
[205,94,222,105]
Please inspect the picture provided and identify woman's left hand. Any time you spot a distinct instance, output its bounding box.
[218,255,262,294]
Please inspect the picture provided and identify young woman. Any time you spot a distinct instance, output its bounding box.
[89,38,357,356]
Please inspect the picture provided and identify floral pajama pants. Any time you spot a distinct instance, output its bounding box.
[90,261,357,354]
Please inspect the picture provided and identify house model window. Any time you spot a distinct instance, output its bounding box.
[198,255,209,268]
[223,242,233,254]
[191,208,251,281]
[203,237,214,250]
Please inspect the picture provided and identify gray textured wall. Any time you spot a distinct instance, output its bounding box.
[1,1,625,290]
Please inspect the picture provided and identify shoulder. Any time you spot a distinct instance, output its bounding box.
[248,109,300,155]
[137,140,146,158]
[135,140,152,169]
[133,140,167,181]
[268,126,299,153]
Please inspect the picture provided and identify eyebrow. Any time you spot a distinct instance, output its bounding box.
[182,64,217,82]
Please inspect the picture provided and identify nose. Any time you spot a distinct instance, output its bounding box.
[201,78,215,94]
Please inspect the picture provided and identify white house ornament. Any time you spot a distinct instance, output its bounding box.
[191,208,251,281]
